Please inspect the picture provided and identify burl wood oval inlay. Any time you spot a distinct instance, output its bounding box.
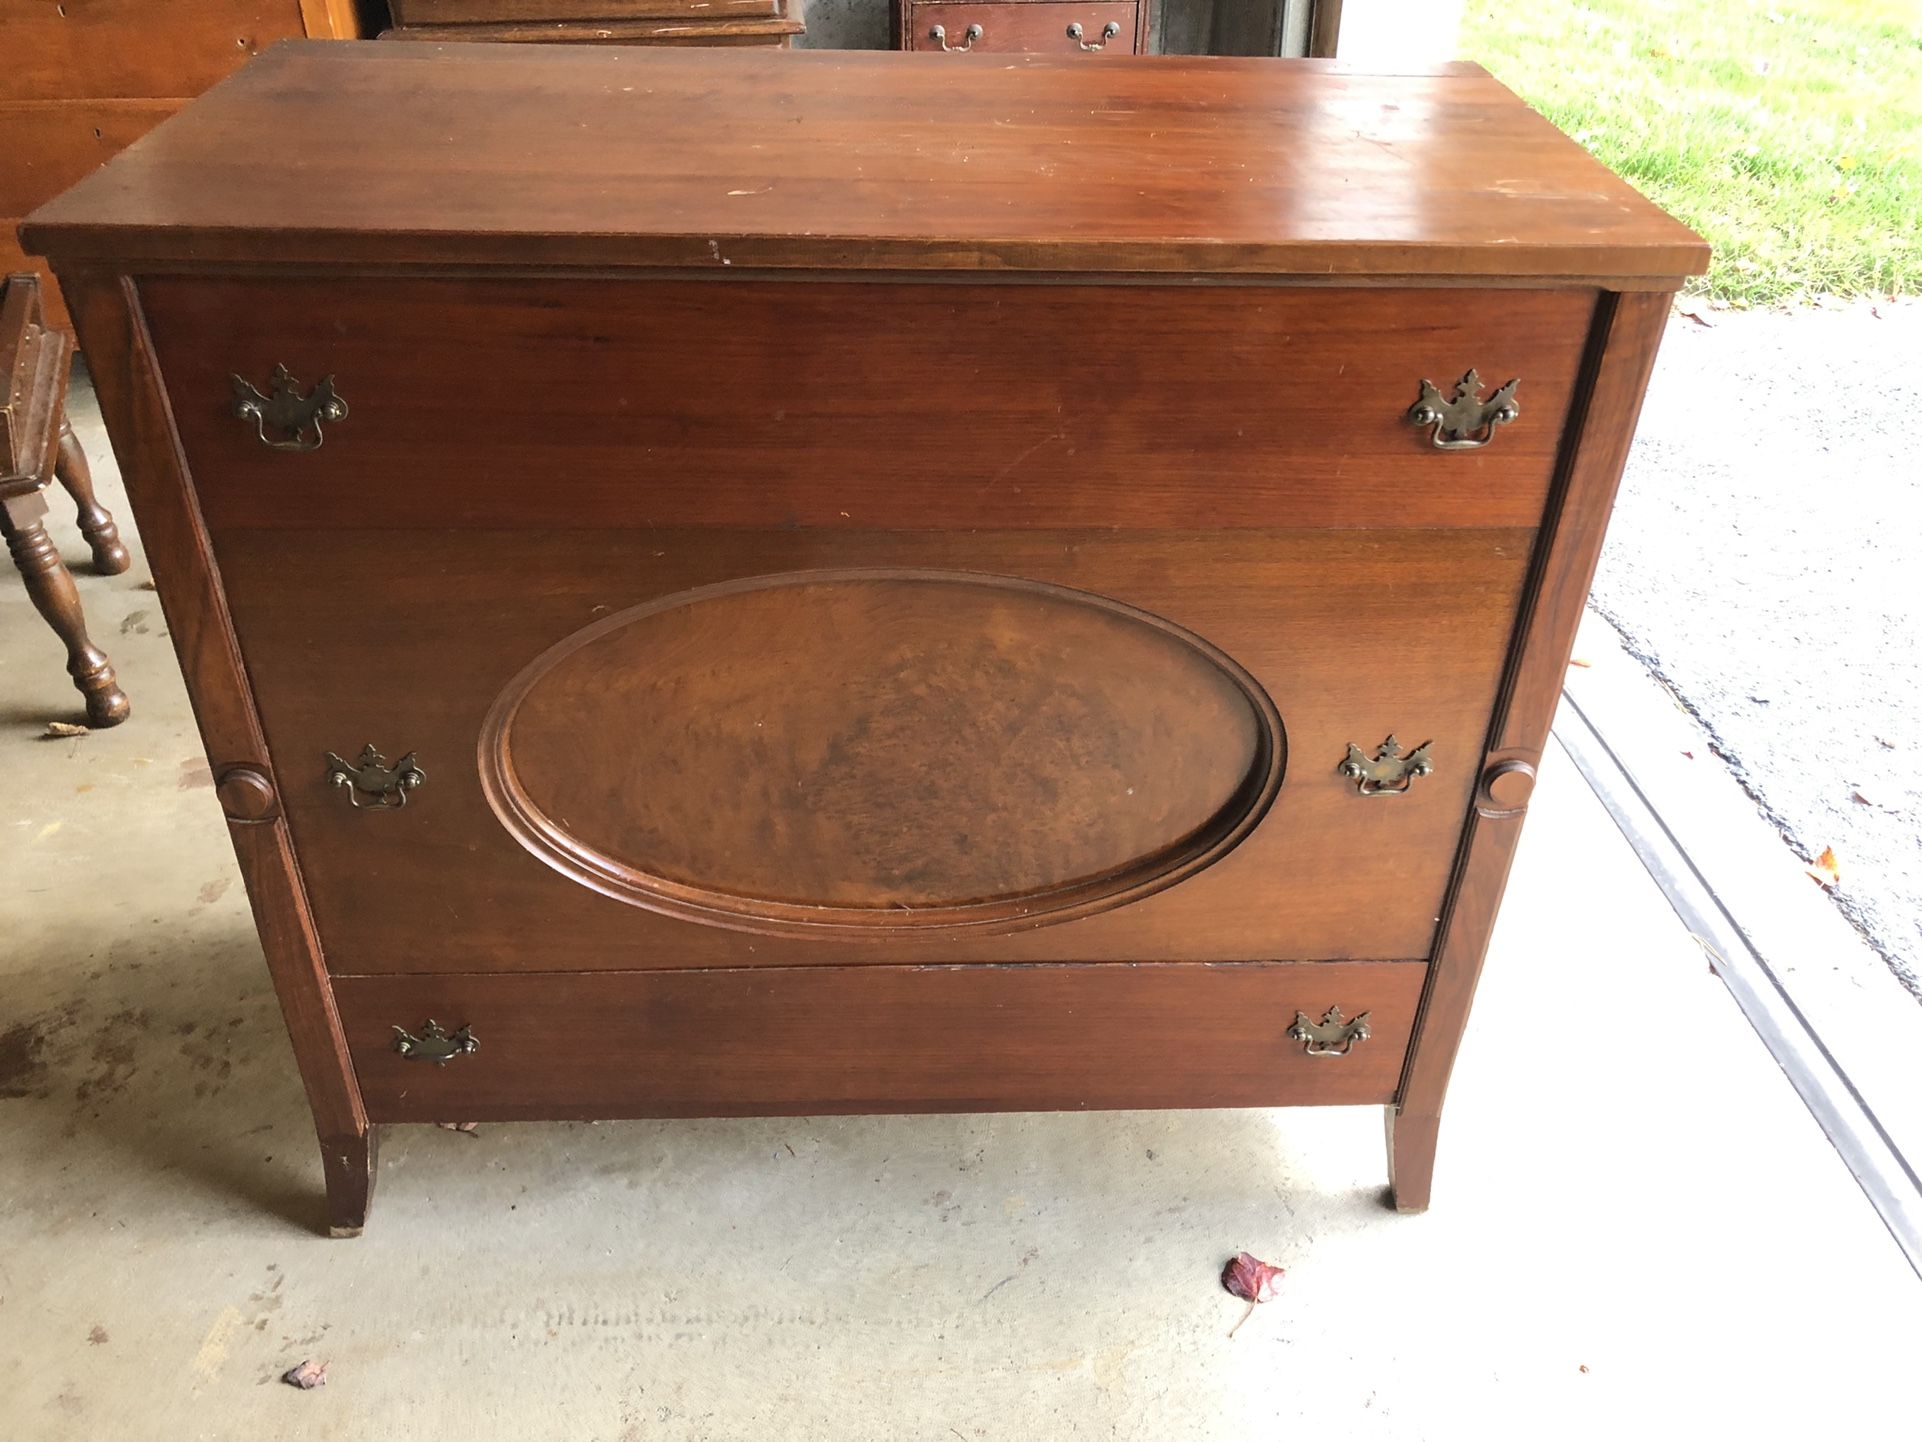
[479,569,1285,938]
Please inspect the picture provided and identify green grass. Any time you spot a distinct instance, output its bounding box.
[1462,0,1922,304]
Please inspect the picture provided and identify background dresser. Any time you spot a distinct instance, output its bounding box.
[24,43,1705,1234]
[892,0,1152,54]
[383,0,805,48]
[0,0,361,334]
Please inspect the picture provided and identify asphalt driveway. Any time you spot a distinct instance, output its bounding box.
[1591,299,1922,998]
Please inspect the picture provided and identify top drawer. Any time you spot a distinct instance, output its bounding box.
[138,277,1597,533]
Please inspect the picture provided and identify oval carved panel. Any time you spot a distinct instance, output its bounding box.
[479,569,1285,938]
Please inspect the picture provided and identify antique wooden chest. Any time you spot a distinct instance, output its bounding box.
[23,43,1706,1234]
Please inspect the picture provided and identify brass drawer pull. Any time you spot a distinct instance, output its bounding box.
[1067,20,1121,49]
[1408,370,1519,449]
[1339,735,1433,796]
[929,22,982,50]
[231,364,348,451]
[393,1020,478,1064]
[325,744,425,809]
[1289,1007,1372,1057]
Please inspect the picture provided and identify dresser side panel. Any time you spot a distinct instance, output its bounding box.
[53,266,366,1145]
[1392,290,1673,1207]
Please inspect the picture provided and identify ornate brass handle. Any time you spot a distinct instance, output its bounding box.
[1408,370,1519,449]
[231,365,348,452]
[324,744,425,810]
[393,1020,478,1064]
[1289,1007,1372,1057]
[1339,735,1434,797]
[929,22,982,49]
[1067,20,1122,49]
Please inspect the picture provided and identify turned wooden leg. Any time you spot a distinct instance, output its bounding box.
[318,1128,379,1238]
[53,416,131,575]
[1385,1105,1440,1213]
[3,491,131,728]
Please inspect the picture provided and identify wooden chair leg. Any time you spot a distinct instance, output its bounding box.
[1385,1104,1439,1213]
[3,491,131,728]
[319,1128,379,1238]
[54,414,131,576]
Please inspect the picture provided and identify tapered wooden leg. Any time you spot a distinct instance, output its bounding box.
[53,415,131,575]
[3,491,131,728]
[319,1128,379,1238]
[1385,1105,1439,1213]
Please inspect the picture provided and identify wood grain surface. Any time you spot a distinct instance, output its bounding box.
[139,276,1594,533]
[337,960,1427,1120]
[484,569,1283,935]
[23,45,1709,281]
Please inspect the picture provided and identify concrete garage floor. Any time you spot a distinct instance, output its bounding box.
[3,381,1917,1440]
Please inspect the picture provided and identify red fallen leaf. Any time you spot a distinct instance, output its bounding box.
[282,1359,330,1390]
[1221,1252,1285,1337]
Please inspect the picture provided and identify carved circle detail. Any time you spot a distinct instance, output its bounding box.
[479,569,1286,939]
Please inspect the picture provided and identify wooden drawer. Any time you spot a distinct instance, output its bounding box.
[390,0,788,19]
[138,276,1597,534]
[335,961,1425,1121]
[0,101,183,218]
[904,1,1139,53]
[210,525,1530,972]
[0,1,306,103]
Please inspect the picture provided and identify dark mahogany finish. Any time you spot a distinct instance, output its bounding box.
[26,46,1705,1232]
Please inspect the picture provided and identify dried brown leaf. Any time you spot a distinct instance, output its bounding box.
[1805,846,1841,888]
[282,1359,329,1389]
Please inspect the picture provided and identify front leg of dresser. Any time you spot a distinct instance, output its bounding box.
[319,1128,379,1238]
[1385,1106,1439,1212]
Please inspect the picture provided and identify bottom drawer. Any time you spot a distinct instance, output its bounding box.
[336,961,1423,1122]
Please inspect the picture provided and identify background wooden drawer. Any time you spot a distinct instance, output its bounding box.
[0,1,308,103]
[390,0,789,20]
[337,960,1425,1121]
[904,1,1139,53]
[140,276,1596,534]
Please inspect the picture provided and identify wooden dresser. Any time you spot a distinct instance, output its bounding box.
[24,43,1705,1235]
[0,0,360,334]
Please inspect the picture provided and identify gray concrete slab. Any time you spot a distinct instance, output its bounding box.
[1592,301,1922,997]
[2,382,1916,1440]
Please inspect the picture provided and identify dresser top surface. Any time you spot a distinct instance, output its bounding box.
[23,42,1706,283]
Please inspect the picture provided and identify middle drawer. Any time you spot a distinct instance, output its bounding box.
[212,525,1531,973]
